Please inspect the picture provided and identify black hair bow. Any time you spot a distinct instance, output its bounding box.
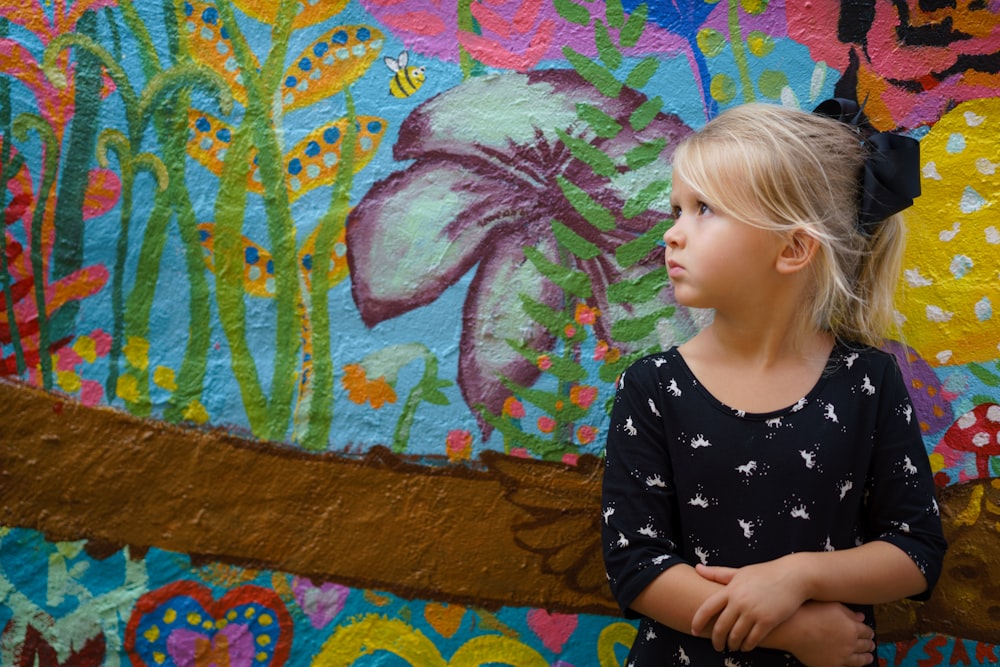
[813,98,921,235]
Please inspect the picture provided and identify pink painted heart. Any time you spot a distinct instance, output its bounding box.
[526,609,578,653]
[291,576,349,629]
[125,581,292,667]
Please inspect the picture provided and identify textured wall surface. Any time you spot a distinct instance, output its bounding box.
[0,0,998,665]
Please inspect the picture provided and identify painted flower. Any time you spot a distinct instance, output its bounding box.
[576,424,598,445]
[446,429,474,462]
[570,384,598,410]
[347,69,694,432]
[341,363,397,408]
[787,0,1000,130]
[503,396,526,419]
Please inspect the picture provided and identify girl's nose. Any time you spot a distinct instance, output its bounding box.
[663,220,682,248]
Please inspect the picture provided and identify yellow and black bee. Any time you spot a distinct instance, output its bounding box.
[384,51,426,98]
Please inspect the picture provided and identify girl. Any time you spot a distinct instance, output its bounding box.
[601,100,946,667]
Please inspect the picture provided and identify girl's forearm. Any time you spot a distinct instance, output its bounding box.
[630,563,723,634]
[787,541,928,605]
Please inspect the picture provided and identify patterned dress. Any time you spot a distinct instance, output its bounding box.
[601,344,946,666]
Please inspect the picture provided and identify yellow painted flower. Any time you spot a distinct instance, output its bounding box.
[116,374,140,403]
[154,366,178,391]
[123,336,150,371]
[56,370,81,393]
[73,335,97,363]
[183,400,210,424]
[341,364,397,409]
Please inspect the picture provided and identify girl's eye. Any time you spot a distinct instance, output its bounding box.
[671,206,682,219]
[698,202,711,215]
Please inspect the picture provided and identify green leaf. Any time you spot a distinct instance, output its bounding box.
[629,95,662,132]
[507,341,587,384]
[746,30,775,58]
[697,28,727,57]
[619,4,647,47]
[616,219,671,268]
[577,103,622,139]
[595,20,623,70]
[968,363,1000,387]
[551,220,602,259]
[555,128,618,178]
[607,266,669,304]
[524,245,593,297]
[605,0,625,28]
[557,175,616,231]
[622,176,670,217]
[610,306,675,342]
[624,57,658,89]
[554,0,592,25]
[758,69,789,99]
[741,0,769,15]
[598,349,646,383]
[563,46,622,98]
[623,139,668,173]
[520,294,570,338]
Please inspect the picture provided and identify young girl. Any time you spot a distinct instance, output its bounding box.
[601,100,946,667]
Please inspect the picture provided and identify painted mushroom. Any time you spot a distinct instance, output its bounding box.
[940,403,1000,479]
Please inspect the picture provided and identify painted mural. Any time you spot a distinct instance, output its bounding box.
[0,0,998,665]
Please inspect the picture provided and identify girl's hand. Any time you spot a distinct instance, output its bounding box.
[781,602,876,667]
[691,559,811,651]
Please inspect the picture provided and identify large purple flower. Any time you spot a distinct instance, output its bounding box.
[347,69,694,431]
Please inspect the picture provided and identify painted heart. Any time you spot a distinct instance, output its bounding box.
[125,580,292,667]
[424,601,466,638]
[290,576,349,629]
[526,609,578,653]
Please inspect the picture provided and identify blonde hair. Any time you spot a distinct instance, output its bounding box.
[670,103,907,347]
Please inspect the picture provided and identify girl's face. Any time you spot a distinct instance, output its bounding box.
[664,173,786,312]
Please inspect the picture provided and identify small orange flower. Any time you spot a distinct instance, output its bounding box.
[537,415,556,433]
[562,452,580,466]
[342,364,397,408]
[503,396,526,418]
[605,347,621,364]
[574,303,599,326]
[564,324,577,338]
[576,425,598,444]
[593,340,609,361]
[537,354,552,371]
[446,430,473,463]
[570,385,598,410]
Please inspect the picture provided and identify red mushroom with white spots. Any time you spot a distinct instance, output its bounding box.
[941,403,1000,480]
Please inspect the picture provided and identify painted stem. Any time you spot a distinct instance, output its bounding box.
[13,115,59,390]
[727,0,756,104]
[300,90,358,450]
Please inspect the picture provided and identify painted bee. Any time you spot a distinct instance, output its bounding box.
[384,51,426,98]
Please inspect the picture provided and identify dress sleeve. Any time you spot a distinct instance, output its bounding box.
[601,358,687,616]
[862,355,948,599]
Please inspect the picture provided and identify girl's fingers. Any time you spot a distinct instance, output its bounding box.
[691,591,729,637]
[695,563,738,584]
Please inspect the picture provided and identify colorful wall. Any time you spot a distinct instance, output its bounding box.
[1,0,998,665]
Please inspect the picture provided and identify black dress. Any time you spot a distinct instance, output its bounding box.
[601,343,946,666]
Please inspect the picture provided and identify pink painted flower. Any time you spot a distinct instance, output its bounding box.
[537,415,556,433]
[570,385,598,410]
[446,429,474,462]
[503,396,526,419]
[347,70,691,435]
[576,425,598,445]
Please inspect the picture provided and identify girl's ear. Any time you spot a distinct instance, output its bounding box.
[776,229,819,274]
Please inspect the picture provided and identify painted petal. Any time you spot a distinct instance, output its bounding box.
[459,233,562,432]
[348,158,534,326]
[392,70,604,162]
